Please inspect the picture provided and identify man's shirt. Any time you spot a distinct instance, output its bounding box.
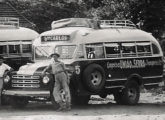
[0,63,11,77]
[49,61,65,75]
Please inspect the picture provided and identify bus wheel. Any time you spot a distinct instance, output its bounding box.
[10,97,28,109]
[122,81,140,105]
[83,64,105,93]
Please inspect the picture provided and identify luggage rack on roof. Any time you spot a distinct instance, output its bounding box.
[100,20,136,29]
[0,17,19,29]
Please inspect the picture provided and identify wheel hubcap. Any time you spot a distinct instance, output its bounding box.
[91,71,102,86]
[128,88,137,100]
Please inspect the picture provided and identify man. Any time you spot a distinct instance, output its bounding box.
[0,56,13,105]
[42,53,71,111]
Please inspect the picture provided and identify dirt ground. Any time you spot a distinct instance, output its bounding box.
[1,90,165,120]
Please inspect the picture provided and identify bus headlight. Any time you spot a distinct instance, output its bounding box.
[42,75,50,84]
[4,75,10,83]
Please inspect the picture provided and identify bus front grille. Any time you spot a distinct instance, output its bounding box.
[11,75,40,88]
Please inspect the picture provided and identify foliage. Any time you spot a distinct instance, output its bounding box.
[7,0,165,39]
[8,0,78,33]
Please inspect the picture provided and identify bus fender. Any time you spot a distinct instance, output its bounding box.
[127,74,143,86]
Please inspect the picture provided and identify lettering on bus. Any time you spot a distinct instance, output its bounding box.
[41,35,70,42]
[107,59,162,69]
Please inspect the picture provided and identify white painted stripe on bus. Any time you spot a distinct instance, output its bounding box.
[144,83,159,86]
[106,78,127,82]
[105,86,124,89]
[106,75,163,82]
[142,75,163,79]
[75,55,162,61]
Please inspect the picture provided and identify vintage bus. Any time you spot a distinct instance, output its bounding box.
[0,17,39,70]
[3,18,163,108]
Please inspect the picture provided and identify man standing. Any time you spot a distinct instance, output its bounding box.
[42,53,71,111]
[0,56,13,105]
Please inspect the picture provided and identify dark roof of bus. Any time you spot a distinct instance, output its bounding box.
[0,27,39,41]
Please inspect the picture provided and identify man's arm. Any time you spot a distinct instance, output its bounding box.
[42,65,51,76]
[3,64,14,77]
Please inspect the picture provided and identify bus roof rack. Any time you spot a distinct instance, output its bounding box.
[100,20,136,29]
[0,17,19,29]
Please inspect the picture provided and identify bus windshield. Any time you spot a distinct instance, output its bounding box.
[55,45,76,59]
[35,46,54,60]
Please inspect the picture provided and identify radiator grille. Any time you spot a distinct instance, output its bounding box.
[12,75,40,88]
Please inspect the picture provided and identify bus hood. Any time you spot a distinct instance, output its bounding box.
[17,60,51,75]
[17,59,75,75]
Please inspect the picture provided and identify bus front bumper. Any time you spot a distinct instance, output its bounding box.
[2,90,50,97]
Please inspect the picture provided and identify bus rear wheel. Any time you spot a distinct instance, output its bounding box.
[122,81,140,105]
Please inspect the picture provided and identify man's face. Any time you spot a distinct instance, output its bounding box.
[0,59,3,65]
[52,55,58,61]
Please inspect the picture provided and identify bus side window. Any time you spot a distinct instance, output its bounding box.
[95,46,104,58]
[137,42,151,56]
[121,43,136,57]
[86,43,104,59]
[86,47,95,59]
[105,43,120,58]
[76,45,84,58]
[152,43,160,54]
[9,45,20,54]
[0,45,7,54]
[22,44,32,53]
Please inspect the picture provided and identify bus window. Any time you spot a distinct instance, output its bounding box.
[152,43,160,54]
[86,43,104,59]
[121,42,136,57]
[0,45,7,54]
[105,43,120,58]
[9,45,20,54]
[22,44,32,53]
[76,45,84,58]
[137,42,151,56]
[55,45,76,59]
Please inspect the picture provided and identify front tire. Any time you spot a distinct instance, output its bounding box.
[83,64,105,93]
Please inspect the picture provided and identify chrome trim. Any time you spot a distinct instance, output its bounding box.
[12,80,40,84]
[143,75,163,79]
[2,90,50,97]
[12,84,40,88]
[144,83,159,86]
[105,85,124,89]
[12,75,40,79]
[106,78,127,82]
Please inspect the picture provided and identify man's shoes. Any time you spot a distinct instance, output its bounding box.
[65,106,71,111]
[56,107,64,112]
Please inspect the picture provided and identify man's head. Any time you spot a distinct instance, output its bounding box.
[0,56,4,65]
[50,53,60,61]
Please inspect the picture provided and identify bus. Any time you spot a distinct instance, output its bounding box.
[54,29,164,105]
[0,17,39,70]
[3,18,163,108]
